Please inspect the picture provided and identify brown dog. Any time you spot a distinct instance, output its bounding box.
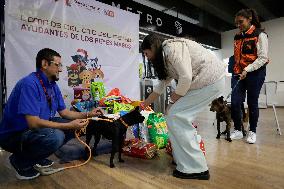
[210,96,247,142]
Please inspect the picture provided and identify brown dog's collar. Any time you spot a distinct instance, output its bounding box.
[119,118,129,128]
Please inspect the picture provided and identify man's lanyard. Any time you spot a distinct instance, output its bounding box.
[35,72,52,109]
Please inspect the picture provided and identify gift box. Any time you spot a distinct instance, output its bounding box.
[139,123,150,142]
[73,87,91,101]
[73,101,95,112]
[120,111,139,139]
[90,81,106,101]
[123,139,157,159]
[138,110,154,143]
[165,140,173,156]
[147,113,169,149]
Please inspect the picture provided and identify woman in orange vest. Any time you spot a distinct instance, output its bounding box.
[230,9,268,144]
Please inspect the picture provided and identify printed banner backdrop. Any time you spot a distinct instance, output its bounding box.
[5,0,140,108]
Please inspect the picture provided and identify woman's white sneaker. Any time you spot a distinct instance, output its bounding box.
[230,130,243,140]
[247,131,256,144]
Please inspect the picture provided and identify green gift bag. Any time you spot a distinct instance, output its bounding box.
[147,113,168,149]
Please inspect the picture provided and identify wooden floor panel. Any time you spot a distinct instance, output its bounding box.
[0,108,283,189]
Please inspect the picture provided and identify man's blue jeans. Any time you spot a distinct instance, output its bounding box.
[0,117,74,169]
[231,66,266,133]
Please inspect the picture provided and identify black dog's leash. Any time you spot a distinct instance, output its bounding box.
[226,79,240,100]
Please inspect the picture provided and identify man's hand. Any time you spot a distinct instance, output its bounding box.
[239,70,247,80]
[170,92,182,104]
[89,108,104,117]
[69,119,89,129]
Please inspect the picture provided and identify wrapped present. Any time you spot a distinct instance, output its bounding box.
[102,96,122,106]
[90,81,106,101]
[120,111,139,139]
[130,100,142,107]
[125,125,139,140]
[73,88,91,101]
[113,102,134,114]
[131,124,139,138]
[138,110,154,143]
[73,101,95,112]
[147,113,169,149]
[123,139,157,159]
[107,88,121,96]
[106,88,132,103]
[138,123,150,142]
[71,99,80,106]
[165,140,173,156]
[99,88,132,106]
[101,101,134,114]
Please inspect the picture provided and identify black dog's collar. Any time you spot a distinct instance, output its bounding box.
[95,117,114,122]
[95,117,128,128]
[119,118,129,128]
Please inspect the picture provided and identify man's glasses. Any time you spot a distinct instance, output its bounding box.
[49,61,63,68]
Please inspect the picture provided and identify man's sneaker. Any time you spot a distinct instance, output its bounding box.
[9,155,40,180]
[230,130,244,140]
[35,159,54,168]
[247,131,256,144]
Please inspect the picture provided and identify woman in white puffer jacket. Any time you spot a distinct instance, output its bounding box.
[141,34,226,180]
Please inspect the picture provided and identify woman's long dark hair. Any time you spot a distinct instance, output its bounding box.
[141,34,168,80]
[235,8,264,31]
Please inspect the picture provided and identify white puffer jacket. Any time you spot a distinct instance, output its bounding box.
[153,38,226,96]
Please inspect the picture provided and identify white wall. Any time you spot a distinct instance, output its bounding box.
[219,17,284,106]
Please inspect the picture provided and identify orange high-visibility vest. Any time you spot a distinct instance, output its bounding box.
[233,25,268,74]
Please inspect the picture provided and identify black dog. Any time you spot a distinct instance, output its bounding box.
[86,107,145,168]
[210,96,247,142]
